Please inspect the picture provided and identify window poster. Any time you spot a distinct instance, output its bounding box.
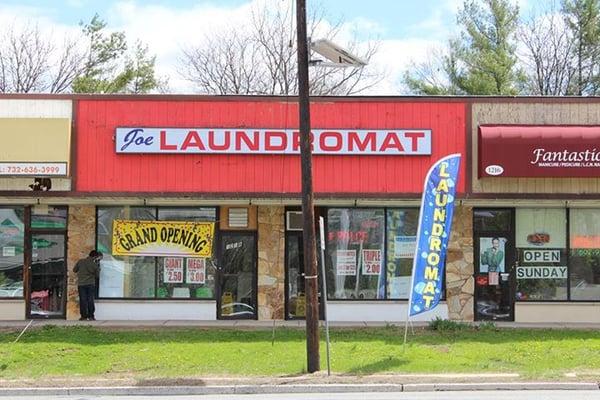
[2,246,15,257]
[362,249,382,275]
[394,236,416,259]
[164,257,184,283]
[336,250,356,276]
[389,276,411,298]
[479,237,507,273]
[488,271,499,285]
[186,258,206,284]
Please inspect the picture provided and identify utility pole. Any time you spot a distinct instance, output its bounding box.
[296,0,320,373]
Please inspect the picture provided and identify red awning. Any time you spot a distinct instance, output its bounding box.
[479,125,600,178]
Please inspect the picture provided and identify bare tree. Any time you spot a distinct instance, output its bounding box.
[178,2,382,95]
[519,6,576,95]
[0,17,162,94]
[0,24,87,94]
[48,36,88,94]
[403,45,463,95]
[0,25,52,93]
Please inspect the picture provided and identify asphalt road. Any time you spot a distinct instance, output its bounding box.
[1,391,600,400]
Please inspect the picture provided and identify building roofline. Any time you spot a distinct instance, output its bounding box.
[2,93,600,103]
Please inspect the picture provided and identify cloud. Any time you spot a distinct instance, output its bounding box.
[0,0,449,95]
[108,0,271,92]
[364,38,443,94]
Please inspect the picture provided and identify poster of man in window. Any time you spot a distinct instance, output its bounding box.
[479,237,506,273]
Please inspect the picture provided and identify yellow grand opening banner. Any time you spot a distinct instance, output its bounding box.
[112,220,215,257]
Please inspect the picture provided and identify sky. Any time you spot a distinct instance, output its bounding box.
[0,0,533,94]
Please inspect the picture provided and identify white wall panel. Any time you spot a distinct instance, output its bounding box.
[327,301,448,322]
[0,99,72,118]
[95,300,216,320]
[516,302,600,323]
[0,300,25,320]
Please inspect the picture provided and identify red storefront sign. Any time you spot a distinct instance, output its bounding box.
[115,128,432,155]
[76,99,467,194]
[479,125,600,178]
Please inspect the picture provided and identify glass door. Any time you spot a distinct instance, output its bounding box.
[218,232,257,319]
[473,209,516,321]
[28,233,67,318]
[285,231,325,320]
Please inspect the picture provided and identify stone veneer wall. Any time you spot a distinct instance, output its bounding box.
[66,205,96,320]
[257,206,285,320]
[445,205,474,321]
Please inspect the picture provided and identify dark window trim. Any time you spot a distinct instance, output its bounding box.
[216,230,258,320]
[0,205,25,300]
[514,208,569,303]
[323,206,426,302]
[472,207,516,321]
[27,205,69,319]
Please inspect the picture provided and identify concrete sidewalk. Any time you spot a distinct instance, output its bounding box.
[3,319,600,329]
[0,381,599,396]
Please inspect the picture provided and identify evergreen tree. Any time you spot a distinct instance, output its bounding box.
[562,0,600,95]
[72,14,159,94]
[405,0,522,95]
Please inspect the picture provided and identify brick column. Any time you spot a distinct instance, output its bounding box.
[257,206,285,320]
[446,205,474,321]
[66,205,96,320]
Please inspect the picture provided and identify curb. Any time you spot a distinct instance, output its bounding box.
[0,382,598,396]
[403,382,600,392]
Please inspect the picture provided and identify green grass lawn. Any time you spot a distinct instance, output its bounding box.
[1,325,600,380]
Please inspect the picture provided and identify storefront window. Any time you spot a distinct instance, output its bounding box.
[569,209,600,300]
[515,208,567,301]
[31,206,68,229]
[97,206,218,299]
[386,209,418,299]
[0,207,24,298]
[474,209,511,232]
[326,208,385,300]
[97,207,156,298]
[157,208,217,299]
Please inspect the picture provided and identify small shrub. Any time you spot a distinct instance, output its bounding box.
[427,317,471,331]
[477,321,497,331]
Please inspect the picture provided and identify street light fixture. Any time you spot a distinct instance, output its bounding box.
[310,39,367,67]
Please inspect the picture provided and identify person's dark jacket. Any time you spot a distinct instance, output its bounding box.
[74,256,100,286]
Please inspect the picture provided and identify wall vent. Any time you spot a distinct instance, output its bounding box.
[286,211,303,231]
[228,207,249,228]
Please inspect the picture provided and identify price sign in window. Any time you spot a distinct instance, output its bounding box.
[186,258,206,284]
[362,249,382,275]
[163,257,184,283]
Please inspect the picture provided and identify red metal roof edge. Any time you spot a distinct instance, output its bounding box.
[2,93,600,103]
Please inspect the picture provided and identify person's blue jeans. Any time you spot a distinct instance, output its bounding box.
[78,285,96,319]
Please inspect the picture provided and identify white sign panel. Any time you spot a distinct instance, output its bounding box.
[115,128,432,155]
[336,250,357,276]
[186,258,206,284]
[390,276,411,298]
[0,162,67,176]
[163,257,184,283]
[523,249,561,263]
[2,246,15,257]
[517,266,568,279]
[394,236,416,258]
[361,249,382,275]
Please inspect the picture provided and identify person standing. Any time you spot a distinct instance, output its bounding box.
[74,250,102,321]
